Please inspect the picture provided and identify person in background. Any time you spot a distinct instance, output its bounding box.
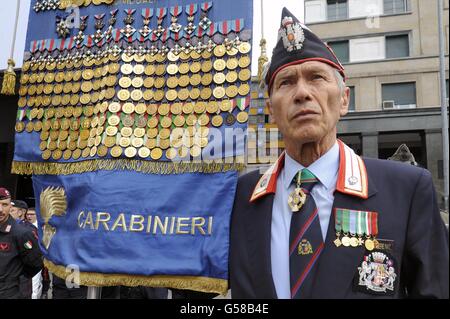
[0,187,43,299]
[10,200,28,222]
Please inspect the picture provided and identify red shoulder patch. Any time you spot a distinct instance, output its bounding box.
[0,242,11,251]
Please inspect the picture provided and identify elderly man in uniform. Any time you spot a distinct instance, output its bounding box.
[0,187,43,299]
[229,8,449,299]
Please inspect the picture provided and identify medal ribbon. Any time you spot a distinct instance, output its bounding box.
[124,9,136,17]
[113,29,121,42]
[335,209,343,233]
[40,39,46,52]
[95,13,106,20]
[366,211,372,237]
[161,30,168,42]
[201,2,212,12]
[356,211,363,237]
[208,22,216,36]
[157,7,167,19]
[370,211,378,237]
[17,109,26,121]
[349,210,356,235]
[342,209,350,234]
[186,3,198,16]
[48,39,56,52]
[110,9,119,16]
[230,19,244,32]
[142,8,154,19]
[197,27,204,38]
[86,35,94,48]
[219,21,230,35]
[67,36,75,50]
[31,40,38,53]
[170,5,181,17]
[59,38,66,51]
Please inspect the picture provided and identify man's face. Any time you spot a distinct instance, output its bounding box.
[26,209,37,224]
[0,198,12,224]
[9,206,20,220]
[268,61,349,145]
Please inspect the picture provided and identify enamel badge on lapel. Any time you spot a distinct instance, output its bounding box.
[355,251,397,295]
[298,239,313,255]
[278,16,305,52]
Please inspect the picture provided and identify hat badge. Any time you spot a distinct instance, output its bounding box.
[279,16,305,52]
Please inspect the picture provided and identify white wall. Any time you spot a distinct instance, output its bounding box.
[0,0,31,70]
[251,0,305,76]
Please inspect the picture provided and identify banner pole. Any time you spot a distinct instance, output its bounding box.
[87,287,102,299]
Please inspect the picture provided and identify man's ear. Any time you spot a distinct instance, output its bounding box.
[340,87,350,117]
[267,99,276,124]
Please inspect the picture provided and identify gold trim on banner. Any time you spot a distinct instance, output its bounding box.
[44,259,228,295]
[11,158,245,176]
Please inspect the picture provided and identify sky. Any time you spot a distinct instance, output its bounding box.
[0,0,305,74]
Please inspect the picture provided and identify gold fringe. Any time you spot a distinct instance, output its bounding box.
[1,59,16,95]
[12,158,245,176]
[44,259,228,295]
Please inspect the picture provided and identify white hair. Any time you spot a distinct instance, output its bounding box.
[333,69,346,94]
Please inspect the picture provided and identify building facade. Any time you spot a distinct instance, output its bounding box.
[247,0,448,208]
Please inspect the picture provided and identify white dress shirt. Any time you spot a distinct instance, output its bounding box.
[270,142,340,299]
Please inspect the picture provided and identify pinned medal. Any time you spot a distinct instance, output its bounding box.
[288,187,306,212]
[184,3,198,35]
[334,209,379,249]
[199,2,213,30]
[288,169,318,212]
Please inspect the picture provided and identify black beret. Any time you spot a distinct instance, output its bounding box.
[265,7,345,92]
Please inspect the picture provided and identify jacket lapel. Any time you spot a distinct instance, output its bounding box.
[245,192,278,298]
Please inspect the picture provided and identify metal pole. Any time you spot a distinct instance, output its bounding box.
[437,0,449,213]
[260,0,264,38]
[87,287,102,299]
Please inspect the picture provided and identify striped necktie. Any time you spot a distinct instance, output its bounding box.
[289,169,324,299]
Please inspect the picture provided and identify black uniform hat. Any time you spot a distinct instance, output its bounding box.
[12,200,28,210]
[265,7,345,92]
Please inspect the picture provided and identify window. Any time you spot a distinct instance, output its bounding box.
[305,0,327,23]
[348,86,356,111]
[328,40,349,63]
[349,0,383,18]
[327,0,348,21]
[382,82,416,108]
[384,0,409,14]
[386,34,409,58]
[350,36,385,62]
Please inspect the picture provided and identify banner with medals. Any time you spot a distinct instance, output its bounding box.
[12,0,253,294]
